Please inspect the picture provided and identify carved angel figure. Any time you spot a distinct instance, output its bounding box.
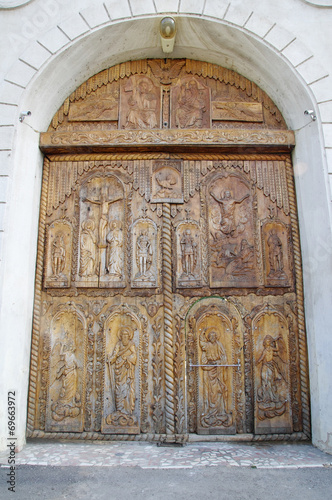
[51,234,66,277]
[199,328,229,421]
[256,333,288,419]
[107,327,137,414]
[106,220,123,278]
[50,337,81,422]
[180,229,198,277]
[79,219,97,277]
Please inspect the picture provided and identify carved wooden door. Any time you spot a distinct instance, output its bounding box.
[27,59,310,442]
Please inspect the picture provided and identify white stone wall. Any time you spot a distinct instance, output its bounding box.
[0,0,332,453]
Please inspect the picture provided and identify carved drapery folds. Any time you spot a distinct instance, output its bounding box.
[77,174,125,288]
[186,299,245,435]
[28,59,309,442]
[45,306,86,432]
[102,307,142,434]
[252,306,292,434]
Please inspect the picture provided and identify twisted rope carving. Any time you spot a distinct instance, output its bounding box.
[26,430,307,442]
[26,430,189,442]
[252,432,308,442]
[285,158,311,437]
[27,159,50,432]
[162,203,175,435]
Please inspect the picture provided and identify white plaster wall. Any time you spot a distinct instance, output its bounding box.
[0,0,332,454]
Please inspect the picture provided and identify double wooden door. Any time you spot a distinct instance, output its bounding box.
[28,152,308,439]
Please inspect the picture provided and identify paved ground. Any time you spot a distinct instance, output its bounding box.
[0,441,331,499]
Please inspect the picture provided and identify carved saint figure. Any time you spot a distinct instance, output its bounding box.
[125,77,158,129]
[135,230,153,279]
[51,337,81,422]
[180,229,198,277]
[107,327,137,414]
[210,189,249,236]
[256,334,287,419]
[267,229,284,276]
[83,186,123,246]
[199,328,228,421]
[155,171,180,198]
[106,220,123,278]
[176,79,206,128]
[79,219,97,277]
[51,234,66,277]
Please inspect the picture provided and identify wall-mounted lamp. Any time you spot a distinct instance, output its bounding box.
[19,111,31,122]
[160,17,176,54]
[304,109,317,121]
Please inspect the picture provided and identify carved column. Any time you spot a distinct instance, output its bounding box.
[162,202,175,435]
[27,158,50,434]
[286,158,311,437]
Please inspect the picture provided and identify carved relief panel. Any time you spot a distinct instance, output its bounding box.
[151,161,183,204]
[170,76,211,129]
[102,307,142,434]
[132,218,159,288]
[186,298,246,435]
[77,174,125,288]
[44,220,73,288]
[207,172,258,288]
[252,307,292,434]
[175,220,202,288]
[262,220,291,287]
[120,75,162,129]
[45,306,86,432]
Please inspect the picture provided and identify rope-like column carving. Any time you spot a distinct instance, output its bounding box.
[26,158,50,433]
[162,202,175,435]
[285,158,311,437]
[48,154,290,162]
[27,430,307,442]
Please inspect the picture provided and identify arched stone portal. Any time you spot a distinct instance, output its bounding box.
[27,59,310,441]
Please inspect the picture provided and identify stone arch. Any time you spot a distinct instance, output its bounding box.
[0,10,332,453]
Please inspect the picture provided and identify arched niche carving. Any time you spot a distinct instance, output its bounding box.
[102,306,143,434]
[45,306,87,433]
[77,173,125,288]
[185,297,245,435]
[252,307,292,434]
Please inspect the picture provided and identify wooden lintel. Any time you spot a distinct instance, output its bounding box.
[39,129,295,155]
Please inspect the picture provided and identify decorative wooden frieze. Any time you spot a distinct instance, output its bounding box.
[40,129,295,153]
